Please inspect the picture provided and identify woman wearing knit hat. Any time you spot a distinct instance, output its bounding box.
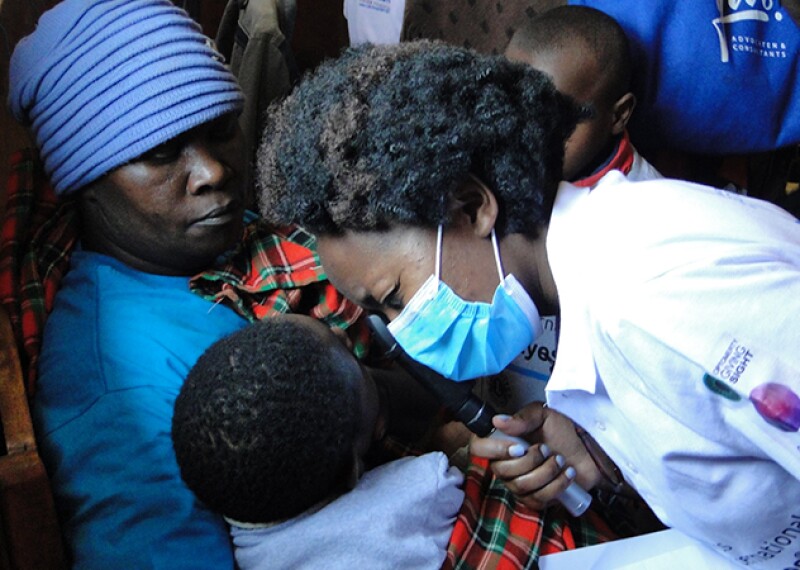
[6,1,369,567]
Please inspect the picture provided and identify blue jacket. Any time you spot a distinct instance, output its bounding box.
[576,0,800,154]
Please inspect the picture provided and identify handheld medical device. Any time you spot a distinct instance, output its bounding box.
[366,313,591,517]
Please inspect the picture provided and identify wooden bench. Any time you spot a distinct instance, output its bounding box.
[0,305,67,569]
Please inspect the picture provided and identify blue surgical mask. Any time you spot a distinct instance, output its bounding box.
[387,225,542,381]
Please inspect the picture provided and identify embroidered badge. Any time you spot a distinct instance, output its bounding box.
[703,374,800,433]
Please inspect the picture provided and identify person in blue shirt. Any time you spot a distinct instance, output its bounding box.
[6,0,364,567]
[7,1,251,567]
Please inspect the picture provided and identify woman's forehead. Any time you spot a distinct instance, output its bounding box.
[316,233,399,304]
[317,228,433,272]
[317,228,434,303]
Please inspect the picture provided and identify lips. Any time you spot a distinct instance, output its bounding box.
[191,201,242,227]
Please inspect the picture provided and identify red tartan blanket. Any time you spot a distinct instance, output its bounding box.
[445,456,614,569]
[189,221,370,358]
[0,149,77,395]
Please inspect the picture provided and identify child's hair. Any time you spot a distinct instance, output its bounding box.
[172,317,363,524]
[507,6,632,105]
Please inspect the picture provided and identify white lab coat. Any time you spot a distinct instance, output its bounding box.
[546,171,800,569]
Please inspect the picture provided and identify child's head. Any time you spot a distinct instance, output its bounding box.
[505,6,636,181]
[172,315,381,524]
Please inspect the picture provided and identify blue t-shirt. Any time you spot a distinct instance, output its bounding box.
[574,0,800,154]
[35,249,249,569]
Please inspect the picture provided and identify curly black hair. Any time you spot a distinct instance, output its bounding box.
[257,40,588,238]
[171,316,362,524]
[507,6,633,106]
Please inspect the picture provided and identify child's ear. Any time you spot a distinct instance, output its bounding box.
[611,92,636,135]
[372,409,388,443]
[346,450,365,490]
[448,174,499,238]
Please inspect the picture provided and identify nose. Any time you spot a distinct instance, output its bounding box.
[186,143,229,195]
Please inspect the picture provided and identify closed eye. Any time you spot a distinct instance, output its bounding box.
[139,138,182,163]
[381,282,404,311]
[209,114,238,142]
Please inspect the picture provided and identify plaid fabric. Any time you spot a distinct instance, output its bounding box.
[444,456,615,570]
[0,149,78,395]
[376,436,616,569]
[189,221,370,358]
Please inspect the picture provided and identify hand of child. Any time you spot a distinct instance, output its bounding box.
[468,402,603,511]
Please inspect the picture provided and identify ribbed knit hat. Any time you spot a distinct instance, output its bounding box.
[9,0,245,196]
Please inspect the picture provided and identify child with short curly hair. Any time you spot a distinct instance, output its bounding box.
[172,314,463,570]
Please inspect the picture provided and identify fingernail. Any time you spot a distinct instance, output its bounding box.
[509,444,527,457]
[555,455,565,468]
[565,467,576,479]
[540,444,550,458]
[495,414,512,421]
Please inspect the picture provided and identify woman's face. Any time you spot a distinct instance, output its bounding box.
[80,113,246,275]
[317,224,502,322]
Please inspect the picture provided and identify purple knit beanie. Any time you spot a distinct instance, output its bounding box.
[8,0,245,196]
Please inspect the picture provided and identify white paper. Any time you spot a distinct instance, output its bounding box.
[539,528,740,570]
